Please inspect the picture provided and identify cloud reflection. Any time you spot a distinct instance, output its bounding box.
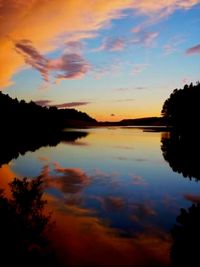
[39,163,90,195]
[49,197,170,267]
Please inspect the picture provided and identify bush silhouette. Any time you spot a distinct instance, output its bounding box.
[0,176,59,267]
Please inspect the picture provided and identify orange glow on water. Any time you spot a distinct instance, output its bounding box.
[49,203,171,267]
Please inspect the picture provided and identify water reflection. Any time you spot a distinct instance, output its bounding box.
[171,203,200,267]
[161,131,200,181]
[0,130,88,167]
[3,127,200,266]
[0,176,59,267]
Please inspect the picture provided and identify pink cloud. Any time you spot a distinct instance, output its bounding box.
[163,35,185,55]
[132,64,149,75]
[15,40,89,81]
[34,99,90,108]
[186,44,200,55]
[50,53,89,79]
[163,44,177,55]
[53,101,90,108]
[15,39,49,81]
[132,1,200,33]
[34,100,52,107]
[131,31,159,47]
[65,41,83,53]
[95,37,125,52]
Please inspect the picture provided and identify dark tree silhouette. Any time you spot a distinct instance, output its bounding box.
[0,90,96,136]
[161,82,200,130]
[171,203,200,267]
[161,131,200,181]
[0,177,60,267]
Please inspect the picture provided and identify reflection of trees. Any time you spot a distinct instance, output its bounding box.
[0,176,59,267]
[171,203,200,267]
[0,130,88,167]
[161,131,200,181]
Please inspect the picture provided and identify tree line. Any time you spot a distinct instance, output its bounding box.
[0,91,96,135]
[161,81,200,131]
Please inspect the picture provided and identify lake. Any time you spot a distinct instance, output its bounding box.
[0,127,200,267]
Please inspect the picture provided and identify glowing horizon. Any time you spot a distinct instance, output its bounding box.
[1,0,200,121]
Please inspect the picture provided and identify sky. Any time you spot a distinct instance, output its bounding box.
[0,0,200,121]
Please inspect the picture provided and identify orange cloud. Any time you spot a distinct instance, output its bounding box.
[0,0,133,87]
[0,0,199,87]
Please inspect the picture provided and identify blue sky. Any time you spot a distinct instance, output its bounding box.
[1,0,200,121]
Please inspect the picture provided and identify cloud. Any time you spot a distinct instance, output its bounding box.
[131,0,199,14]
[34,99,52,107]
[49,53,89,79]
[114,156,129,160]
[95,37,125,51]
[15,39,49,81]
[93,59,122,79]
[131,31,159,47]
[163,35,185,55]
[34,99,90,108]
[53,101,90,108]
[0,0,133,87]
[135,86,146,90]
[163,44,177,55]
[186,44,200,55]
[0,0,199,87]
[15,39,89,81]
[115,87,129,91]
[132,0,200,32]
[65,41,83,53]
[115,86,146,91]
[115,98,135,102]
[132,64,149,75]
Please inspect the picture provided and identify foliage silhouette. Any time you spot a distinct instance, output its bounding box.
[0,176,60,267]
[161,131,200,181]
[171,203,200,267]
[0,91,96,134]
[161,82,200,130]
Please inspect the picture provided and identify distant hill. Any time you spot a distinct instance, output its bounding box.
[98,117,165,126]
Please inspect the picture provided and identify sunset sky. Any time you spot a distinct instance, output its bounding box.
[1,0,200,121]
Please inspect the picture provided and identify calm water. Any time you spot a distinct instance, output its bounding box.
[1,127,200,266]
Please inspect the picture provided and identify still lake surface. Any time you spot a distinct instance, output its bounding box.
[0,127,199,266]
